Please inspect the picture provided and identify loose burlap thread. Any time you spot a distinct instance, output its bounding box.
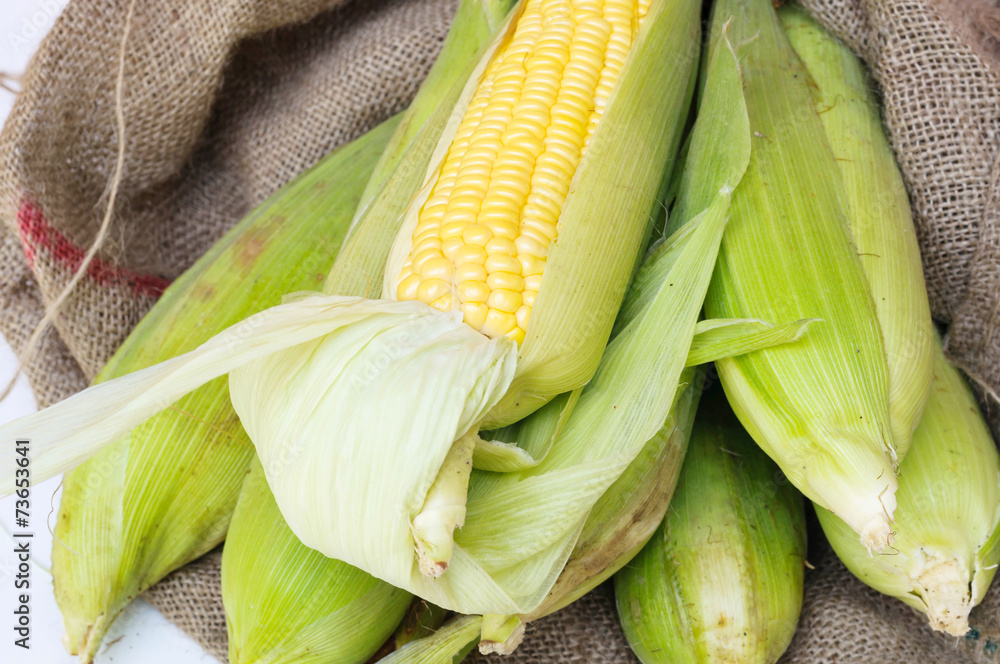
[2,0,1000,661]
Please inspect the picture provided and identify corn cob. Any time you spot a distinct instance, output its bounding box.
[50,115,398,662]
[700,0,933,552]
[615,393,807,664]
[780,4,934,451]
[223,458,412,664]
[816,341,1000,637]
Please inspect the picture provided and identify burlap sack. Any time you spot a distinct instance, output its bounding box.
[3,0,1000,661]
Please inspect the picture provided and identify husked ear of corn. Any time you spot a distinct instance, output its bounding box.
[699,0,934,553]
[615,392,807,664]
[49,116,398,662]
[223,458,412,664]
[779,4,934,453]
[816,340,1000,637]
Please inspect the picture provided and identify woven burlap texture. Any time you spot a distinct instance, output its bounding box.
[2,0,1000,661]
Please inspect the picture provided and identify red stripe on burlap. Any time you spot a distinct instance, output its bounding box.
[16,199,171,298]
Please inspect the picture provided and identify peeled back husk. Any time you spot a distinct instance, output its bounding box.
[614,392,807,664]
[700,0,908,553]
[49,115,398,662]
[816,340,1000,637]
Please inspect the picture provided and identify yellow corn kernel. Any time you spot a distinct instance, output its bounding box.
[487,272,524,292]
[485,254,522,276]
[488,289,522,313]
[455,263,488,283]
[458,280,490,303]
[417,279,450,303]
[463,303,489,330]
[483,309,519,338]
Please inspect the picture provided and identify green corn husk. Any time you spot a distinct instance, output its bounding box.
[614,392,807,664]
[50,115,399,662]
[816,341,1000,637]
[779,4,934,454]
[222,458,413,664]
[699,0,931,552]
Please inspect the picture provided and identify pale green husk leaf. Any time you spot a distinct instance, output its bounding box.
[686,317,820,368]
[378,615,483,664]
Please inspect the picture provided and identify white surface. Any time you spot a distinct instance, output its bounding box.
[0,2,219,662]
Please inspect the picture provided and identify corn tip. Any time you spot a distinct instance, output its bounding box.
[918,557,972,637]
[478,622,525,655]
[860,514,894,554]
[419,558,449,578]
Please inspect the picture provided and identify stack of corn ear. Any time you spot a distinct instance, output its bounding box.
[40,0,516,658]
[0,0,730,621]
[0,0,963,657]
[698,0,935,554]
[46,112,397,662]
[815,339,1000,636]
[614,391,807,664]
